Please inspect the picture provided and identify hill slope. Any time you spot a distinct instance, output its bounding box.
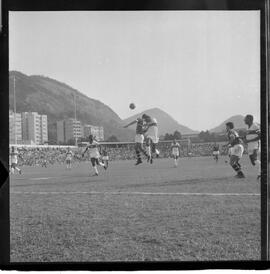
[123,108,197,135]
[9,71,134,142]
[209,115,246,133]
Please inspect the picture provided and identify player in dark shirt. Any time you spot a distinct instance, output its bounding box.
[224,122,245,178]
[124,118,149,165]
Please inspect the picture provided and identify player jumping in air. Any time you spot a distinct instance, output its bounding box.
[224,122,245,178]
[82,135,106,176]
[243,114,261,180]
[171,139,181,167]
[65,147,73,170]
[124,118,149,165]
[9,146,22,174]
[142,114,160,164]
[212,143,220,163]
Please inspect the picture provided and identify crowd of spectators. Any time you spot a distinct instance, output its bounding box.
[11,141,248,167]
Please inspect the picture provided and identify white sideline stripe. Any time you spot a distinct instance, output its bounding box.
[14,176,67,180]
[10,191,260,196]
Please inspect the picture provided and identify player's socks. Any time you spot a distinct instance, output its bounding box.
[255,160,261,176]
[174,159,177,167]
[146,146,151,158]
[99,161,105,167]
[135,150,143,163]
[15,167,21,174]
[93,166,98,175]
[135,148,142,164]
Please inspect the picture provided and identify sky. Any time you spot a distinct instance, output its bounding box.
[9,11,260,131]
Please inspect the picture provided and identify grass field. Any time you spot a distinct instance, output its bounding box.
[10,155,260,262]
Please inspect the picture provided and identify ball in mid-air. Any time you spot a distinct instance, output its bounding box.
[129,103,136,110]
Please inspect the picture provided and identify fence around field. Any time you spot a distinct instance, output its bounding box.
[9,140,248,167]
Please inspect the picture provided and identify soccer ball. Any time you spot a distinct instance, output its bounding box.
[129,103,136,110]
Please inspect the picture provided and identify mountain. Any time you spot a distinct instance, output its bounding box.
[209,115,246,133]
[123,108,198,136]
[9,71,134,142]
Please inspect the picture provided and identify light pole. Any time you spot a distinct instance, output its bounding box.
[13,75,17,145]
[73,93,77,146]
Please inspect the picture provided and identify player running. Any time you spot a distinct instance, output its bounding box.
[124,118,149,165]
[9,146,22,174]
[243,114,261,180]
[65,147,73,170]
[171,139,181,167]
[224,122,245,178]
[142,114,160,164]
[82,135,106,176]
[212,143,220,163]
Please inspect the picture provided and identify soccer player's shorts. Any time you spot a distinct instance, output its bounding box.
[135,134,144,144]
[230,144,244,158]
[11,163,17,169]
[66,159,71,164]
[147,135,159,144]
[102,156,109,161]
[247,142,260,155]
[90,157,100,167]
[172,152,179,158]
[213,151,220,156]
[11,158,18,164]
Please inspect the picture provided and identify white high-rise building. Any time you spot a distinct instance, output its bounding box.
[21,112,48,144]
[83,124,104,141]
[56,118,83,144]
[9,110,22,144]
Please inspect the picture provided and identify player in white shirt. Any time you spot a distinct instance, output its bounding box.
[142,114,160,164]
[10,146,22,174]
[82,135,106,176]
[171,139,181,167]
[243,115,261,179]
[65,147,73,170]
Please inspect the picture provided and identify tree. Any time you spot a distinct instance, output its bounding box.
[164,133,173,141]
[173,130,182,140]
[106,135,119,142]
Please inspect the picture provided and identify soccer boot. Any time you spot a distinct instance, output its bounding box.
[135,159,143,165]
[91,173,98,176]
[234,172,245,179]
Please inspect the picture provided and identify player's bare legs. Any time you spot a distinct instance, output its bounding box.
[230,155,245,178]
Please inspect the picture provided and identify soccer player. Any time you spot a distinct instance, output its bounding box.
[124,118,149,165]
[225,122,245,178]
[212,143,220,163]
[10,146,22,174]
[65,147,73,170]
[142,114,160,164]
[243,114,261,179]
[101,147,109,169]
[171,139,181,167]
[82,135,106,176]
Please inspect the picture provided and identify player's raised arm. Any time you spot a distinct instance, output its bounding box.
[123,120,137,128]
